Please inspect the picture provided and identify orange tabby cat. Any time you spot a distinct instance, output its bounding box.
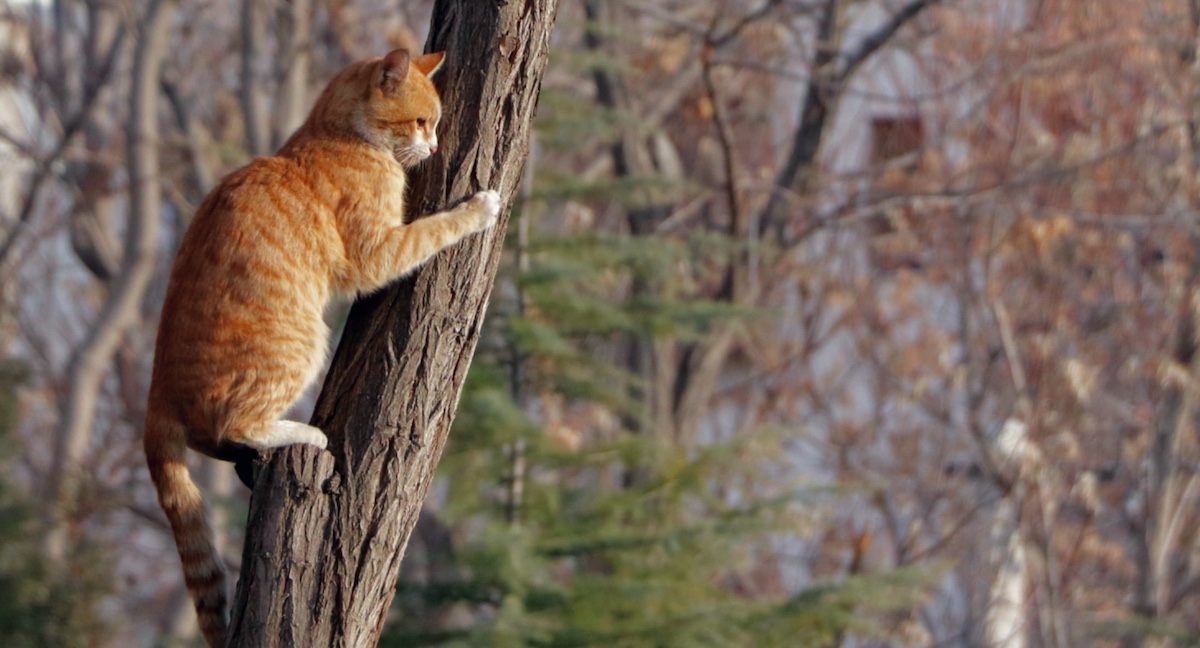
[143,49,500,647]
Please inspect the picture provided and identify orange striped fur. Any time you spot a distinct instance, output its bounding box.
[143,49,500,647]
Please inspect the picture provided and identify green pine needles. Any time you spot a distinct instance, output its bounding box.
[381,186,932,646]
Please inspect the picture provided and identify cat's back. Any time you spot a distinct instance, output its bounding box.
[183,156,323,252]
[169,155,341,294]
[152,155,340,387]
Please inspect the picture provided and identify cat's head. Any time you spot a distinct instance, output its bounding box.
[309,49,445,166]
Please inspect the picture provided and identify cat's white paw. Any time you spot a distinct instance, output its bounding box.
[243,421,329,450]
[465,190,502,230]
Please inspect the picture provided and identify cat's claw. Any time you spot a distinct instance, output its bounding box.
[467,190,502,230]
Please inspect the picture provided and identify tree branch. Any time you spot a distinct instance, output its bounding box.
[760,0,940,239]
[0,18,126,268]
[758,0,839,236]
[162,77,215,198]
[837,0,940,84]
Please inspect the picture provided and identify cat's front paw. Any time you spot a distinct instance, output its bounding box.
[464,190,502,231]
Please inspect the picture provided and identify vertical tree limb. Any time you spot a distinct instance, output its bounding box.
[163,78,216,198]
[66,3,124,282]
[758,0,839,238]
[225,2,559,645]
[277,0,313,142]
[240,0,271,156]
[45,0,172,562]
[505,143,537,526]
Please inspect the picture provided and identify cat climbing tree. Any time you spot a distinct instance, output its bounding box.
[224,3,560,646]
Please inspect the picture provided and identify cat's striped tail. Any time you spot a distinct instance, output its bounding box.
[144,413,228,648]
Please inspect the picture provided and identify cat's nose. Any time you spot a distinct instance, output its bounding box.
[429,144,438,155]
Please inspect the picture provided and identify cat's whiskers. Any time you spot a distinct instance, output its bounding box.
[394,145,433,168]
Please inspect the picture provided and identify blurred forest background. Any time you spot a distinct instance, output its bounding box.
[0,0,1196,646]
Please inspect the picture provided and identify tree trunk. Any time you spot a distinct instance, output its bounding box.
[225,2,559,646]
[239,0,271,157]
[276,0,313,142]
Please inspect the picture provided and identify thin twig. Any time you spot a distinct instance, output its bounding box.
[0,21,127,267]
[837,0,941,84]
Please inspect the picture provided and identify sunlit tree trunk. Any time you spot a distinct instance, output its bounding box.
[275,0,313,142]
[239,0,271,156]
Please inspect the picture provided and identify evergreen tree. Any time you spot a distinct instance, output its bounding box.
[381,124,932,645]
[0,359,112,647]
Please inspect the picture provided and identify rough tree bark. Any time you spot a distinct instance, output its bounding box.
[225,2,559,646]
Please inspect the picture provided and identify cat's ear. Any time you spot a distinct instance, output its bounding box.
[380,49,411,92]
[413,52,446,78]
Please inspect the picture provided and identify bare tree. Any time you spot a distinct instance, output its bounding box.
[45,0,174,563]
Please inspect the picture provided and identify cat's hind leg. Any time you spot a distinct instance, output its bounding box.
[225,421,328,488]
[236,420,329,450]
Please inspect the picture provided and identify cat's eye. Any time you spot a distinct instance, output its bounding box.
[417,118,427,127]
